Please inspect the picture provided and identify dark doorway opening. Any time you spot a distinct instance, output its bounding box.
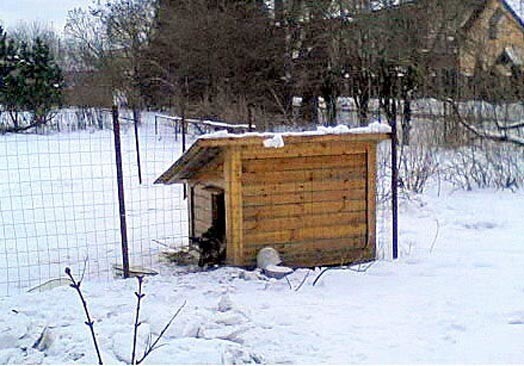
[211,191,225,243]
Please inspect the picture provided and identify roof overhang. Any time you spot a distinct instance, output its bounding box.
[155,131,390,185]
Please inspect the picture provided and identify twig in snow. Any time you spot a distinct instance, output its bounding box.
[80,256,89,283]
[429,219,440,254]
[312,261,376,287]
[65,267,103,365]
[131,276,145,365]
[294,270,311,292]
[284,275,293,290]
[136,300,187,365]
[152,239,171,249]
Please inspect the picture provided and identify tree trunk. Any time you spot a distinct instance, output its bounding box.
[355,94,370,127]
[299,93,319,126]
[325,94,337,127]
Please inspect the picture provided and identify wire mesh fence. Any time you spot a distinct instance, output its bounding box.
[0,109,191,296]
[0,107,395,296]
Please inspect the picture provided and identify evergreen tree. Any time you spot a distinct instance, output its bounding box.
[1,36,63,131]
[22,38,63,125]
[0,27,23,128]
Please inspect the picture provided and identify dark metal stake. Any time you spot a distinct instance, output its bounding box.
[181,115,186,154]
[112,105,130,278]
[181,114,187,199]
[133,109,143,185]
[390,115,399,260]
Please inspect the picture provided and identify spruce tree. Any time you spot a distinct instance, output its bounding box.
[0,27,23,128]
[22,38,63,126]
[1,36,63,131]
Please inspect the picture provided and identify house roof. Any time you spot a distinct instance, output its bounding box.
[502,0,524,30]
[155,125,391,185]
[374,0,524,33]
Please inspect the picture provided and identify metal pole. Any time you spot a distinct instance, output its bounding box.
[154,115,158,136]
[174,118,178,141]
[181,115,187,153]
[112,105,130,278]
[181,113,187,200]
[133,109,143,185]
[390,102,399,260]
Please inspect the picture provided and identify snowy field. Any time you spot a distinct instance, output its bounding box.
[0,113,188,295]
[0,182,523,363]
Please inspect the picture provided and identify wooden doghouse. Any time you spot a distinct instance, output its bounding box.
[155,131,389,267]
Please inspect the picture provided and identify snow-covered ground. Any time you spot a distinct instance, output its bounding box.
[0,114,188,295]
[1,183,523,364]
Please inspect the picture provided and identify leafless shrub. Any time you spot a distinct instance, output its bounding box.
[442,142,523,191]
[67,267,185,365]
[485,143,523,191]
[398,143,440,194]
[376,141,391,204]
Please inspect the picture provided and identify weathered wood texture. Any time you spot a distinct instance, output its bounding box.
[191,184,214,238]
[239,145,374,267]
[224,147,243,265]
[158,132,389,268]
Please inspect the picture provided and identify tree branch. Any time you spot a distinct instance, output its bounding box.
[136,300,187,365]
[445,99,524,147]
[65,267,104,365]
[131,276,145,365]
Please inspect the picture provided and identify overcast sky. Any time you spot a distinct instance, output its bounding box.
[0,0,93,33]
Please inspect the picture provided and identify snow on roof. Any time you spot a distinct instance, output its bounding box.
[199,122,391,142]
[155,122,391,185]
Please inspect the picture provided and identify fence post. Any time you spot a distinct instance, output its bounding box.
[181,113,187,199]
[390,113,399,260]
[112,105,130,278]
[181,115,187,153]
[133,109,143,185]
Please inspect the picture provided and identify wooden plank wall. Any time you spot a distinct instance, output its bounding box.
[192,184,214,238]
[240,142,374,267]
[189,153,225,238]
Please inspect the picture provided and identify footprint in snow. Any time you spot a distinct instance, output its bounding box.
[460,221,497,230]
[507,312,524,325]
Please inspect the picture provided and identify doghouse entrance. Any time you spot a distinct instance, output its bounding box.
[190,185,226,266]
[210,189,225,242]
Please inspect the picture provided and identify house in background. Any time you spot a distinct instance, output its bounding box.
[367,0,524,89]
[459,0,524,76]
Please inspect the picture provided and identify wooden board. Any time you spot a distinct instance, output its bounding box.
[241,141,370,160]
[241,237,371,267]
[365,144,377,250]
[192,184,213,237]
[243,199,366,220]
[242,153,366,173]
[194,219,213,237]
[224,147,243,265]
[243,223,367,246]
[241,166,366,185]
[243,211,367,234]
[243,188,366,207]
[242,177,366,197]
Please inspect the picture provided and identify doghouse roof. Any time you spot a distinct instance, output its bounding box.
[155,124,390,185]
